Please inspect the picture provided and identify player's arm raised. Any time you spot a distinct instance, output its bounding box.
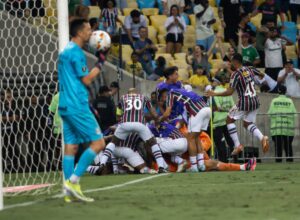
[205,87,234,97]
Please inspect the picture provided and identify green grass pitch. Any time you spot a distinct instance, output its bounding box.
[1,163,300,220]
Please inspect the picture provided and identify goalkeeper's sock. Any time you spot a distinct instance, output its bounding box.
[151,144,166,168]
[71,148,97,183]
[100,142,116,165]
[63,155,75,180]
[227,123,241,148]
[247,124,264,141]
[217,162,241,171]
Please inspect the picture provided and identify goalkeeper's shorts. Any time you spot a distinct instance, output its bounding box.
[61,113,103,144]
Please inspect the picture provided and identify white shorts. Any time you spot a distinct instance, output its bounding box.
[115,122,153,141]
[156,137,188,155]
[228,105,258,123]
[188,107,211,132]
[113,147,144,168]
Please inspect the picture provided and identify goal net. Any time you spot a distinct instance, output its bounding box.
[0,0,67,207]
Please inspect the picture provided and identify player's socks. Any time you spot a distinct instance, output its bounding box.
[111,155,119,174]
[197,153,204,166]
[217,162,241,171]
[151,144,166,168]
[86,165,100,174]
[189,156,198,170]
[70,148,97,183]
[63,155,75,179]
[100,142,116,165]
[227,123,241,147]
[247,124,263,141]
[171,155,183,165]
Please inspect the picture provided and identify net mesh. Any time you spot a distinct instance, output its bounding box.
[0,0,62,196]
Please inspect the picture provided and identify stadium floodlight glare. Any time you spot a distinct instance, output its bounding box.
[0,0,69,210]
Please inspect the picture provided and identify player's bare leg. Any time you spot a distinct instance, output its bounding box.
[226,116,244,156]
[146,137,168,173]
[195,132,206,171]
[205,158,257,171]
[186,133,198,172]
[243,121,269,154]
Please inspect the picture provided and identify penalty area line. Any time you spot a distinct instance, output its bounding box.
[3,173,170,210]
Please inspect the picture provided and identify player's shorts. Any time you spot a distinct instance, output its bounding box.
[114,122,153,141]
[114,147,144,167]
[228,105,258,123]
[156,137,188,155]
[188,107,211,132]
[61,112,103,144]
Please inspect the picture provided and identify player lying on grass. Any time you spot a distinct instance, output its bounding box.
[158,86,211,172]
[58,18,107,203]
[206,53,269,157]
[87,128,157,175]
[98,88,169,173]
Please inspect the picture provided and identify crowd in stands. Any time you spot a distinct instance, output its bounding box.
[67,0,300,98]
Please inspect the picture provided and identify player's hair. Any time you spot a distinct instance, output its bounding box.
[157,88,169,101]
[128,88,138,94]
[232,53,243,64]
[156,56,166,67]
[163,66,178,79]
[89,17,98,27]
[70,18,89,37]
[130,9,141,18]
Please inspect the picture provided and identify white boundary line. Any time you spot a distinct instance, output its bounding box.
[3,174,169,210]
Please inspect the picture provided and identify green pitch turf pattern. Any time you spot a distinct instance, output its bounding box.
[1,163,300,220]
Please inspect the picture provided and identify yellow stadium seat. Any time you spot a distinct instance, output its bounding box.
[208,52,222,60]
[189,15,196,26]
[170,60,189,69]
[250,14,262,28]
[156,44,166,54]
[209,59,224,69]
[286,45,297,59]
[142,8,159,16]
[89,6,101,18]
[158,34,166,44]
[178,68,189,81]
[150,15,167,31]
[209,0,216,7]
[116,15,125,28]
[174,53,187,60]
[186,25,195,35]
[147,26,157,44]
[184,34,196,44]
[158,25,167,35]
[183,43,195,52]
[127,1,138,8]
[122,45,133,62]
[123,8,135,16]
[155,53,174,66]
[209,68,219,77]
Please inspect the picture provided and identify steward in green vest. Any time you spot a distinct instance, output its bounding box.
[267,85,297,162]
[212,72,235,162]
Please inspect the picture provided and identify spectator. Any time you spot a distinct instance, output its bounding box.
[126,51,145,78]
[217,34,236,62]
[186,45,211,72]
[147,56,167,81]
[188,65,210,91]
[277,59,300,98]
[184,0,194,14]
[268,85,297,163]
[211,72,235,162]
[89,18,99,31]
[165,4,186,54]
[93,86,117,131]
[255,21,276,67]
[218,0,242,46]
[115,0,127,9]
[100,0,122,35]
[238,13,256,43]
[241,0,256,14]
[289,0,300,23]
[134,26,158,76]
[122,9,147,45]
[6,0,45,17]
[238,32,260,66]
[194,0,216,51]
[162,0,185,15]
[264,27,285,81]
[254,71,279,94]
[110,81,119,97]
[74,5,90,20]
[251,0,285,28]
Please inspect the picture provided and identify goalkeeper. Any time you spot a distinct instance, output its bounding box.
[58,18,106,202]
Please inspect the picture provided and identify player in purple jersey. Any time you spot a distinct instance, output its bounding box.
[99,88,168,173]
[206,53,269,156]
[158,88,211,172]
[149,122,188,172]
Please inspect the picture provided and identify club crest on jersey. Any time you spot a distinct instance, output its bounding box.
[242,71,249,77]
[96,128,101,135]
[82,66,87,72]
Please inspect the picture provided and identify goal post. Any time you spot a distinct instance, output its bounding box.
[0,0,69,210]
